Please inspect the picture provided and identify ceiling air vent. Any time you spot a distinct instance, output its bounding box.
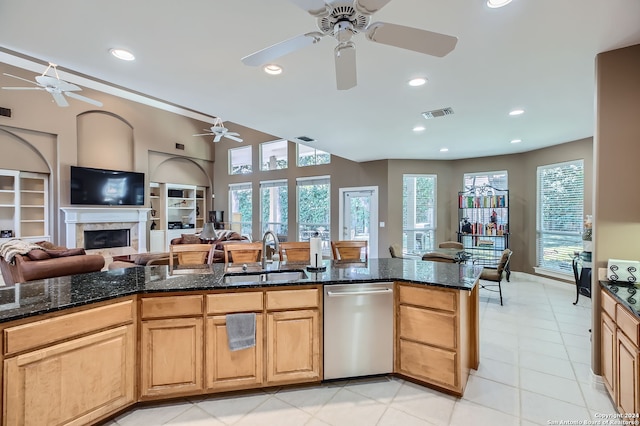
[422,107,454,120]
[296,136,315,143]
[0,107,11,118]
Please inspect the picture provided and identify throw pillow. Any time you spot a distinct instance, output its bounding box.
[27,249,52,260]
[181,234,202,244]
[45,248,86,258]
[36,241,67,250]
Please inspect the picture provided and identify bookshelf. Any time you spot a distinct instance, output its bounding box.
[457,185,509,267]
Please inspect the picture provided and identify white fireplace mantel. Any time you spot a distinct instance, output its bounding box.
[61,207,151,253]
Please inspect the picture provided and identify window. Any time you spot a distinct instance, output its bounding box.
[297,176,330,251]
[229,146,252,175]
[537,160,584,274]
[403,175,436,254]
[260,179,288,239]
[464,170,508,191]
[260,140,288,171]
[229,183,253,237]
[297,144,330,167]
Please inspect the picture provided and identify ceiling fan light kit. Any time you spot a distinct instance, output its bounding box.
[241,0,458,90]
[1,62,103,107]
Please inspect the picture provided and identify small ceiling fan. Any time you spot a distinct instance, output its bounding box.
[241,0,458,90]
[193,118,244,143]
[2,62,103,107]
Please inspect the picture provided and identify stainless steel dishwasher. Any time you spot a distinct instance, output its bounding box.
[323,282,394,380]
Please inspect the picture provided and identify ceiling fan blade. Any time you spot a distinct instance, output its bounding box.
[65,91,103,107]
[288,0,330,16]
[1,86,43,90]
[335,42,357,91]
[242,32,324,66]
[51,92,69,107]
[224,134,244,143]
[355,0,393,15]
[366,22,458,57]
[36,75,81,92]
[193,132,214,137]
[213,134,223,142]
[2,73,39,86]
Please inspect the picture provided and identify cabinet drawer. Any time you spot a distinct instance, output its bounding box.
[207,292,263,314]
[399,285,456,312]
[4,299,134,356]
[141,295,203,319]
[266,288,318,310]
[399,339,457,388]
[616,304,640,346]
[400,305,456,349]
[602,289,617,319]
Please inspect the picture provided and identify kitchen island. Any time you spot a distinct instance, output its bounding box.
[0,258,482,426]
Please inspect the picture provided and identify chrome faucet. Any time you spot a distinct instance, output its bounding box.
[261,230,280,269]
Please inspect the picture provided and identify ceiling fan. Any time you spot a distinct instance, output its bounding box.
[1,62,103,107]
[241,0,458,90]
[193,118,244,143]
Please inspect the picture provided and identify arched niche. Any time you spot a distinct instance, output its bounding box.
[77,111,134,170]
[150,155,211,187]
[0,127,52,173]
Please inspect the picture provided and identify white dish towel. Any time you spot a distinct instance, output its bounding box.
[226,313,256,351]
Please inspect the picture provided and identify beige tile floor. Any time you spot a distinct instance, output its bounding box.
[103,273,615,426]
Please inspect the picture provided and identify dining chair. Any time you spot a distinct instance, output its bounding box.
[438,241,464,250]
[479,248,513,306]
[331,240,368,261]
[389,243,404,259]
[169,244,213,269]
[421,252,457,263]
[222,242,263,264]
[279,241,311,262]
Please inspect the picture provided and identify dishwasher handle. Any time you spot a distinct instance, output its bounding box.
[326,288,393,297]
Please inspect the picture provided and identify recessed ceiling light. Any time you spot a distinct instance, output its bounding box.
[413,126,425,132]
[109,48,135,61]
[264,64,283,75]
[408,77,427,87]
[510,139,522,144]
[487,0,513,8]
[509,109,525,116]
[440,148,449,152]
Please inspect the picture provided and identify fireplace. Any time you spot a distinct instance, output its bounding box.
[84,229,130,250]
[61,207,151,255]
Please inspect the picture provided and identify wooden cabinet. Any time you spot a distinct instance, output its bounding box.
[265,288,321,384]
[205,292,264,391]
[3,299,135,426]
[601,288,640,414]
[601,309,616,396]
[140,295,204,398]
[0,169,49,244]
[396,283,478,395]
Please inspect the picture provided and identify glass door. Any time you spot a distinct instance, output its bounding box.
[339,187,378,257]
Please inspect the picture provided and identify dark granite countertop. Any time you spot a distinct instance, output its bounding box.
[0,258,482,323]
[600,280,640,318]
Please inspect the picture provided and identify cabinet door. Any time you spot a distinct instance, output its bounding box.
[206,314,263,391]
[616,331,639,415]
[4,325,135,426]
[140,318,203,397]
[601,311,616,397]
[266,310,320,384]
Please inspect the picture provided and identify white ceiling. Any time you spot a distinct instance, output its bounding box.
[1,0,639,162]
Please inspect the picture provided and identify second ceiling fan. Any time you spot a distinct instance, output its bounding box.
[242,0,458,90]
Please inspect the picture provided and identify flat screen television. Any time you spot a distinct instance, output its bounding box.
[70,166,145,206]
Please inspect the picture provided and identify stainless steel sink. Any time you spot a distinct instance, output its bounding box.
[222,269,308,284]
